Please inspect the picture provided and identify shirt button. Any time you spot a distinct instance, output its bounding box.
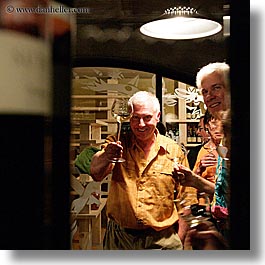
[137,219,144,224]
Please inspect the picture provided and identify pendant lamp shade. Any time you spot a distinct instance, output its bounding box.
[140,6,222,40]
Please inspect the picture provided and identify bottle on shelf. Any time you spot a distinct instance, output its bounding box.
[197,133,202,143]
[187,124,192,143]
[196,123,202,143]
[191,124,197,143]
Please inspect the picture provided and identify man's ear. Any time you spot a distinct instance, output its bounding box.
[156,112,161,121]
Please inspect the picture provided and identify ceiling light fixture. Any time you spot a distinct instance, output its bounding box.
[140,6,222,40]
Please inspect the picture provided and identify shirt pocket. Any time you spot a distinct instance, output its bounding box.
[151,160,173,176]
[145,170,175,194]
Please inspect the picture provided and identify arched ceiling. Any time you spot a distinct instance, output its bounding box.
[73,0,230,85]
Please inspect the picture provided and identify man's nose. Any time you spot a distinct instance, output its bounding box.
[138,118,145,126]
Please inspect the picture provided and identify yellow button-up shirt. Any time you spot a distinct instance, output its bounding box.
[102,130,197,231]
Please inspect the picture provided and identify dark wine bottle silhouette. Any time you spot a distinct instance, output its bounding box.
[0,0,73,249]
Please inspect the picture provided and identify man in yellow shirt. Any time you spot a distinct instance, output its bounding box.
[90,91,197,250]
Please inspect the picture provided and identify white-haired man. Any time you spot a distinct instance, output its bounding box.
[196,62,230,115]
[90,91,197,250]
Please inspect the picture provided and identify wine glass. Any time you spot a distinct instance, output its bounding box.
[109,98,132,163]
[217,144,229,160]
[176,192,211,228]
[166,142,189,169]
[166,143,183,169]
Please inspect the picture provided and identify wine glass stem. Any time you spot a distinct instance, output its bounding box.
[117,121,121,141]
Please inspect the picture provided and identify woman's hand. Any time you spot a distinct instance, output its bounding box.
[195,153,217,175]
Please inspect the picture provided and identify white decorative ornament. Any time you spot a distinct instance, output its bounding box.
[81,74,140,95]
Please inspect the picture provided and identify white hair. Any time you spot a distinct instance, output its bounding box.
[196,62,230,90]
[129,91,160,114]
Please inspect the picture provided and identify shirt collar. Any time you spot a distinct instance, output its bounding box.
[156,132,167,152]
[130,128,165,151]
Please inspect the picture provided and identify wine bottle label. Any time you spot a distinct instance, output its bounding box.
[0,30,51,115]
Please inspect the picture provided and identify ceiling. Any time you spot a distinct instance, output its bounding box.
[72,0,230,86]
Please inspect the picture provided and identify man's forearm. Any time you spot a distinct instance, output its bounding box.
[193,173,215,195]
